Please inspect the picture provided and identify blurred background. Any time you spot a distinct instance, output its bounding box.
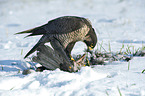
[0,0,145,60]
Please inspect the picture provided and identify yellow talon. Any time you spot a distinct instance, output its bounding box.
[70,54,75,61]
[69,66,72,69]
[84,65,86,66]
[71,57,75,61]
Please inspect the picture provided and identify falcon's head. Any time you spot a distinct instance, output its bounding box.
[84,28,97,51]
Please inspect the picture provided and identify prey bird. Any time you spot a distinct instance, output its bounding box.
[16,16,97,72]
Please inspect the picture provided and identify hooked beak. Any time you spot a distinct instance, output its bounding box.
[87,46,93,55]
[88,46,93,51]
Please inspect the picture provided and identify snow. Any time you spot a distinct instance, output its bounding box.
[0,0,145,96]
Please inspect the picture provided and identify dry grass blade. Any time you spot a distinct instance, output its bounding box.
[142,69,145,73]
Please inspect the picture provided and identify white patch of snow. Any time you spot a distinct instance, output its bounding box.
[0,0,145,96]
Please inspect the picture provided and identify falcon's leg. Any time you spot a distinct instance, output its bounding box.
[50,37,74,72]
[65,42,76,61]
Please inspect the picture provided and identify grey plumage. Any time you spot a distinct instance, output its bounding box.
[32,45,85,72]
[16,16,97,72]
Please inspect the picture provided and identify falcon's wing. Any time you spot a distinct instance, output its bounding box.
[44,16,86,34]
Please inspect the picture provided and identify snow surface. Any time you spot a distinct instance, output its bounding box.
[0,0,145,96]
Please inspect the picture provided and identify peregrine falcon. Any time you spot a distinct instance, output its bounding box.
[16,16,97,71]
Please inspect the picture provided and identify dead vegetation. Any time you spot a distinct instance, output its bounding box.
[22,42,145,74]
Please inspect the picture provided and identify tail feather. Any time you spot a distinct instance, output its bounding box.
[15,28,35,34]
[15,25,46,37]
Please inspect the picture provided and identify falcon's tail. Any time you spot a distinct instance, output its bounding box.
[15,25,46,37]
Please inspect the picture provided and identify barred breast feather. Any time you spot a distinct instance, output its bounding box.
[54,24,90,48]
